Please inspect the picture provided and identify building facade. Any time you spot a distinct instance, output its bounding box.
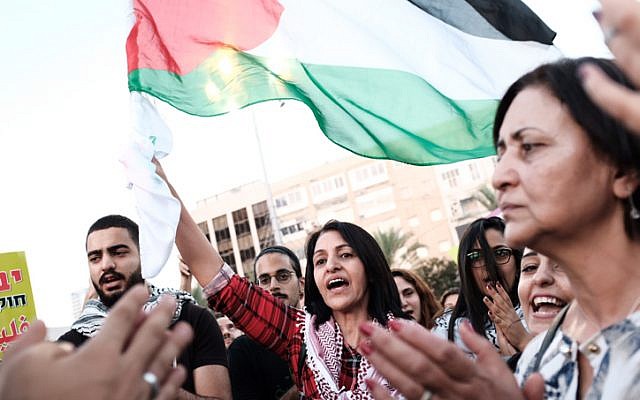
[433,156,499,238]
[191,155,496,280]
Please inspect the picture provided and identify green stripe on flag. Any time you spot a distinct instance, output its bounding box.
[129,50,497,165]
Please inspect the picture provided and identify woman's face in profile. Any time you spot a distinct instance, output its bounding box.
[492,86,618,250]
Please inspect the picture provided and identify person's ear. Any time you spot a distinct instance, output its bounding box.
[612,169,639,199]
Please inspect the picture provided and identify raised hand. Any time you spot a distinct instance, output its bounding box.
[581,0,640,135]
[0,285,193,400]
[358,319,543,400]
[484,283,532,351]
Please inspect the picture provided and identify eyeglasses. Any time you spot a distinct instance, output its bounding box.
[256,270,295,287]
[466,247,513,268]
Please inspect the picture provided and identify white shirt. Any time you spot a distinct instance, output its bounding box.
[432,306,524,357]
[515,311,640,399]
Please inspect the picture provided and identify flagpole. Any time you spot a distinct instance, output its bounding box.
[250,108,284,245]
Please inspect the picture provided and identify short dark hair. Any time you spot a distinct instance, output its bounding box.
[253,245,302,279]
[494,57,640,238]
[448,217,522,341]
[440,287,460,307]
[86,215,139,250]
[304,220,406,328]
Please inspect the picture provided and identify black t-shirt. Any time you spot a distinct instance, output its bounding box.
[59,302,228,393]
[228,334,294,400]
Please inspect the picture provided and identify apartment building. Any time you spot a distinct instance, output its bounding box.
[434,156,499,237]
[191,155,495,280]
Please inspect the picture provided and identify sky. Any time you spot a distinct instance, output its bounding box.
[1,0,608,327]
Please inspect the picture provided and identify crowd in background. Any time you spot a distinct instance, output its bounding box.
[2,0,640,399]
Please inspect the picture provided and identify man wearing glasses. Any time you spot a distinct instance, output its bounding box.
[227,246,303,400]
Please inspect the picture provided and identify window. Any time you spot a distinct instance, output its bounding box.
[274,188,307,214]
[310,174,348,204]
[217,234,236,270]
[252,201,274,248]
[442,169,460,188]
[348,162,388,191]
[219,249,236,271]
[238,234,256,281]
[450,201,462,219]
[213,215,231,243]
[197,221,211,243]
[280,220,305,238]
[460,197,482,216]
[355,187,396,218]
[232,208,251,236]
[239,248,255,261]
[469,163,481,181]
[275,197,287,208]
[408,217,420,228]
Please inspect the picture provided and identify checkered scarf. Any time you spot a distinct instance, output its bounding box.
[70,284,195,337]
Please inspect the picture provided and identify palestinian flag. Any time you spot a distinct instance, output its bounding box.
[127,0,559,165]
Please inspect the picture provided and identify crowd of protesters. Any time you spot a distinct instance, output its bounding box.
[2,0,640,398]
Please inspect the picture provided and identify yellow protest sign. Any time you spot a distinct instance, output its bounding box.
[0,251,37,360]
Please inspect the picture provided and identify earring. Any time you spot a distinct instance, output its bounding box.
[630,195,640,220]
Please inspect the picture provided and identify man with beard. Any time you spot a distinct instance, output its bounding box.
[59,215,231,400]
[227,246,303,400]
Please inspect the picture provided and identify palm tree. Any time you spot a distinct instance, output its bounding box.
[473,184,499,212]
[373,228,425,269]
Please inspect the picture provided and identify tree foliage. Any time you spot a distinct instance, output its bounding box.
[373,228,424,269]
[374,229,459,298]
[414,257,459,299]
[191,285,208,308]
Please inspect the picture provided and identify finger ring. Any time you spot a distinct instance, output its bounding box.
[143,371,160,399]
[604,26,618,44]
[420,389,433,400]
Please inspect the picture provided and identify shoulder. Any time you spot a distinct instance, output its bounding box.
[179,302,215,323]
[514,329,560,383]
[180,301,207,314]
[57,329,88,346]
[229,334,259,352]
[179,303,228,367]
[432,309,453,333]
[178,302,223,339]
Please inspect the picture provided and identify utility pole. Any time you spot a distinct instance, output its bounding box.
[250,108,283,245]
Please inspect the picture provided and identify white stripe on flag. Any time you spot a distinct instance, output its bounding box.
[249,0,562,100]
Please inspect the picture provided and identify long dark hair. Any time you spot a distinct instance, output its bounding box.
[448,217,522,341]
[494,57,640,238]
[391,268,441,329]
[304,220,406,328]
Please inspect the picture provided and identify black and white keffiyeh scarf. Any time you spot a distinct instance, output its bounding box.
[70,284,196,337]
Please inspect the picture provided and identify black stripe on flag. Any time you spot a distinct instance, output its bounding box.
[408,0,556,45]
